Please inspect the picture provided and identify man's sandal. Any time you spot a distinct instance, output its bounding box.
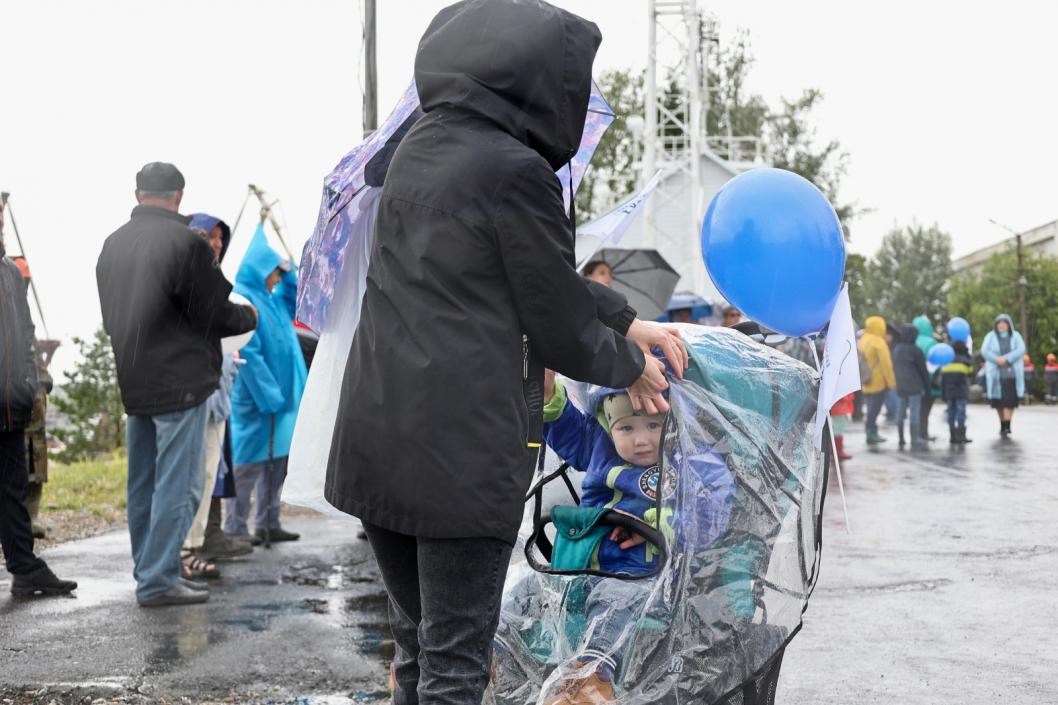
[181,549,220,580]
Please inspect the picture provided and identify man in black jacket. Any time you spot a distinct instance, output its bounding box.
[324,3,677,703]
[0,199,77,597]
[96,163,257,607]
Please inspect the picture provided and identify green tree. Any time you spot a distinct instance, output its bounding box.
[862,224,953,329]
[52,327,125,462]
[947,250,1058,395]
[577,30,856,234]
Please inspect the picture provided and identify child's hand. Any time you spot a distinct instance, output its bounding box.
[544,368,556,403]
[609,526,648,551]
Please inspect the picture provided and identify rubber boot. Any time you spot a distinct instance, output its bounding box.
[865,426,886,445]
[897,423,906,448]
[835,435,853,460]
[960,426,973,444]
[949,425,959,444]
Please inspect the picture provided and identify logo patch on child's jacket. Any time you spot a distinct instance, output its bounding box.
[639,465,677,500]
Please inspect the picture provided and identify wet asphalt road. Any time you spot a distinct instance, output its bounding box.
[779,403,1058,704]
[3,403,1058,703]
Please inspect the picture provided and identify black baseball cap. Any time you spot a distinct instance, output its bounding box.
[136,162,185,192]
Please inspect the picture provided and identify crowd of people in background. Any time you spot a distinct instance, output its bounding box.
[94,162,310,606]
[853,311,1034,450]
[0,162,311,605]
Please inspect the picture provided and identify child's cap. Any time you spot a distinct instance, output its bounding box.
[600,392,640,432]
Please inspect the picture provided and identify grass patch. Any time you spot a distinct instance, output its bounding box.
[43,453,127,518]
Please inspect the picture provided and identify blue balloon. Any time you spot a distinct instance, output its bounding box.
[702,168,845,337]
[928,343,956,367]
[947,317,970,342]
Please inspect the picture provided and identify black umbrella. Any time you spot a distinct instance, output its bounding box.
[589,248,680,321]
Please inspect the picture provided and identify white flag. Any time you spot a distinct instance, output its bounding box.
[575,170,664,268]
[814,283,861,449]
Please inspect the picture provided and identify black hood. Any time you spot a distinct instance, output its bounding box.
[900,324,918,345]
[415,0,601,171]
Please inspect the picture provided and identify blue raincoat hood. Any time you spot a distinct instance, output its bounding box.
[236,226,284,293]
[188,213,232,262]
[994,313,1015,337]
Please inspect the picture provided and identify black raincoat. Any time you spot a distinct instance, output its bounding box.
[325,0,645,542]
[96,205,257,416]
[0,246,37,433]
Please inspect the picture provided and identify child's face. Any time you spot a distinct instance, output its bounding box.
[611,414,664,466]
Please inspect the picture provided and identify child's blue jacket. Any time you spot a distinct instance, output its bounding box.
[543,382,734,575]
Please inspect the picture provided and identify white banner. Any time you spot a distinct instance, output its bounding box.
[575,170,664,268]
[814,283,861,449]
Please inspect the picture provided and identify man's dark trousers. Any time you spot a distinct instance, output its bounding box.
[0,430,45,575]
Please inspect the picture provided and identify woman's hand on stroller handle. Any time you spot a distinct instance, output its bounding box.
[627,320,689,380]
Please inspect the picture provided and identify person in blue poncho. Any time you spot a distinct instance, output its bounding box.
[223,225,307,542]
[537,368,734,705]
[981,313,1025,437]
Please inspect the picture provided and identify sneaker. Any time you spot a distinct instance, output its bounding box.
[179,577,210,592]
[11,565,77,597]
[255,527,300,543]
[138,583,210,607]
[227,531,262,547]
[197,535,254,561]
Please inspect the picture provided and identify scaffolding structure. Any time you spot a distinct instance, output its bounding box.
[642,0,714,294]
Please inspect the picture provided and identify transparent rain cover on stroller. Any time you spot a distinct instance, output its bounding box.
[490,325,827,705]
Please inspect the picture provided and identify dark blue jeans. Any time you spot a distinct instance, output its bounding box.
[362,522,514,705]
[947,399,967,427]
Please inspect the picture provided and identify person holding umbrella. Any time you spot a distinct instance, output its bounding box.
[323,2,682,704]
[981,314,1026,437]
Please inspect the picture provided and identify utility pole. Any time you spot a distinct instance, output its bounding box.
[989,218,1029,347]
[1016,232,1028,347]
[363,0,378,135]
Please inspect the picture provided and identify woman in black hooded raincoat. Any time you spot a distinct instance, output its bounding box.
[324,1,675,703]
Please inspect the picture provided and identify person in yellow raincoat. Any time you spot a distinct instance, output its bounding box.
[859,315,897,444]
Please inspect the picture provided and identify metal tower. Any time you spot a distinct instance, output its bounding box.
[642,0,712,294]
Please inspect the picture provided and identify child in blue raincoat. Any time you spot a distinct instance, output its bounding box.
[223,225,307,542]
[536,369,733,705]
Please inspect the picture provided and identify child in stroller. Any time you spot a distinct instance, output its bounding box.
[528,367,735,705]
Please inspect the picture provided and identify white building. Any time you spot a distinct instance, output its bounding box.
[953,219,1058,275]
[619,143,760,302]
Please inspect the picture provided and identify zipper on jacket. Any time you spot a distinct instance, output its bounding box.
[523,334,529,380]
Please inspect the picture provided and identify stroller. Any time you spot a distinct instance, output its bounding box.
[489,325,830,705]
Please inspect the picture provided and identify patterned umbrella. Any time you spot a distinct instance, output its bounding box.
[296,80,616,333]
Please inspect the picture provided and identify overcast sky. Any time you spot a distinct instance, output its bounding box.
[2,0,1056,378]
